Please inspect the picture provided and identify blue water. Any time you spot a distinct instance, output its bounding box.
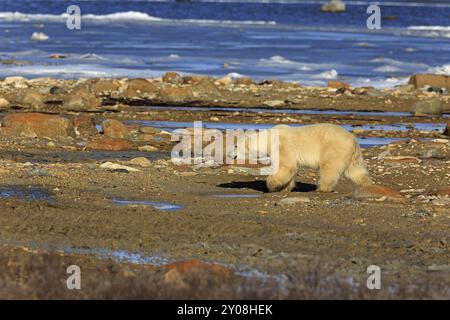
[0,0,449,87]
[112,199,184,211]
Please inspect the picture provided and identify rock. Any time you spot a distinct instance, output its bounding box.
[124,79,159,99]
[235,77,254,85]
[409,73,450,90]
[328,81,350,89]
[129,157,152,167]
[182,75,208,85]
[73,114,97,137]
[437,187,450,198]
[15,89,44,107]
[2,113,74,138]
[411,99,443,115]
[431,198,450,206]
[444,122,449,137]
[3,76,28,89]
[138,145,158,152]
[383,156,421,164]
[353,185,406,202]
[209,116,220,122]
[63,90,101,111]
[215,76,233,86]
[102,119,129,139]
[321,0,346,13]
[99,161,140,172]
[263,100,285,108]
[395,84,415,93]
[162,72,183,84]
[139,126,160,135]
[278,197,311,206]
[159,86,193,103]
[86,138,131,151]
[0,97,9,109]
[31,32,49,41]
[163,259,233,279]
[92,79,121,95]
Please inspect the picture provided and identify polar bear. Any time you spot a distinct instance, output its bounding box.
[236,124,373,193]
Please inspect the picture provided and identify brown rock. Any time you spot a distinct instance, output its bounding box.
[124,79,159,99]
[328,81,350,89]
[86,138,131,151]
[182,75,208,85]
[235,77,254,85]
[102,119,129,139]
[15,89,44,107]
[0,97,9,109]
[411,99,444,115]
[92,79,121,95]
[2,112,74,138]
[159,86,194,103]
[63,90,101,111]
[353,185,406,202]
[162,72,182,84]
[73,114,97,137]
[163,259,232,280]
[409,73,450,90]
[437,187,450,198]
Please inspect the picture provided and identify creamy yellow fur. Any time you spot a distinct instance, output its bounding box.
[244,124,373,193]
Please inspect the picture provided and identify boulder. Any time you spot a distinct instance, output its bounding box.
[15,89,45,107]
[2,113,74,138]
[86,138,131,151]
[159,86,194,103]
[411,99,443,115]
[235,77,254,85]
[129,157,152,167]
[123,79,159,99]
[353,185,406,202]
[328,81,350,89]
[102,119,129,139]
[92,79,121,95]
[0,97,9,109]
[437,187,450,198]
[409,74,450,90]
[162,72,183,84]
[321,0,346,13]
[73,114,98,137]
[63,90,101,111]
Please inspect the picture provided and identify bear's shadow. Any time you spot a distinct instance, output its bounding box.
[218,181,317,193]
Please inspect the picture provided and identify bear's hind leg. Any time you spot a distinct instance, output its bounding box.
[318,160,345,192]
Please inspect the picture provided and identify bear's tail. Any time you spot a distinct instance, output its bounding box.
[345,142,373,187]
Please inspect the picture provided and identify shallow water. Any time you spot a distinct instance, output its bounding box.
[146,106,415,117]
[130,120,446,133]
[0,1,449,87]
[0,185,55,203]
[112,199,184,211]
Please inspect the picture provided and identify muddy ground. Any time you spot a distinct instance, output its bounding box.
[0,76,449,299]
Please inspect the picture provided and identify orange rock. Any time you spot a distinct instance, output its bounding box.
[163,259,232,278]
[409,74,450,90]
[102,119,129,139]
[162,72,182,84]
[92,79,121,95]
[73,114,97,137]
[328,81,351,89]
[2,112,74,138]
[86,138,131,151]
[124,79,159,99]
[353,185,406,202]
[437,187,450,198]
[159,86,194,103]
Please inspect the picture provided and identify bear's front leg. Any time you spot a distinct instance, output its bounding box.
[266,165,297,193]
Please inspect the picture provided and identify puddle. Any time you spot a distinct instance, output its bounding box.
[0,186,55,203]
[128,120,446,133]
[146,106,415,117]
[112,199,184,211]
[212,194,262,198]
[146,106,450,118]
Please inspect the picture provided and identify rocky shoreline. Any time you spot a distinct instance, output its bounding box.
[0,73,449,299]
